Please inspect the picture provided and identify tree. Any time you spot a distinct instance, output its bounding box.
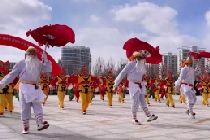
[92,57,128,77]
[92,57,105,76]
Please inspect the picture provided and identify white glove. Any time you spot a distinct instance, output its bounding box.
[113,85,117,91]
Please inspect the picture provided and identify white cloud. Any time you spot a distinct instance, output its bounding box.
[72,0,96,2]
[111,2,178,36]
[90,15,100,23]
[74,27,148,62]
[74,2,204,63]
[202,10,210,49]
[0,0,52,62]
[205,10,210,27]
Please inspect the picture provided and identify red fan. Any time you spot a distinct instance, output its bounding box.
[123,37,162,64]
[26,24,75,47]
[26,24,75,83]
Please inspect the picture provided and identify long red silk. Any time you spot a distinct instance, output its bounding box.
[189,51,210,59]
[0,34,61,76]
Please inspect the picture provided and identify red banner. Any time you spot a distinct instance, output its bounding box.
[0,34,61,76]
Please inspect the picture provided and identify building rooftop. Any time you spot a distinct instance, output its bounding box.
[62,46,90,49]
[162,52,177,55]
[177,46,206,50]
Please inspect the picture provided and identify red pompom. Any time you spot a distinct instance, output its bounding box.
[43,121,48,124]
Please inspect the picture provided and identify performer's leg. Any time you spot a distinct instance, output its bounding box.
[208,93,210,99]
[19,93,31,133]
[42,90,48,105]
[58,91,65,108]
[60,91,65,108]
[101,92,105,101]
[32,102,49,131]
[184,91,196,119]
[145,94,150,105]
[119,93,124,103]
[160,91,165,99]
[122,92,125,103]
[202,93,205,105]
[168,94,175,107]
[155,91,160,102]
[86,93,92,111]
[74,91,79,102]
[32,102,43,125]
[100,92,104,101]
[0,94,6,115]
[69,90,74,101]
[106,92,112,107]
[179,95,182,103]
[80,92,87,114]
[166,93,169,107]
[111,92,113,104]
[57,90,61,107]
[5,98,8,111]
[139,94,158,122]
[118,94,121,103]
[131,93,141,125]
[203,93,209,106]
[5,93,14,112]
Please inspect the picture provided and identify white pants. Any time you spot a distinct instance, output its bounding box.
[19,92,43,128]
[182,89,197,113]
[183,91,197,104]
[131,92,150,118]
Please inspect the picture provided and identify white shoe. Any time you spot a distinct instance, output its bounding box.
[22,128,29,134]
[60,107,64,110]
[132,120,141,125]
[37,124,44,131]
[147,114,158,122]
[189,113,195,119]
[185,110,189,115]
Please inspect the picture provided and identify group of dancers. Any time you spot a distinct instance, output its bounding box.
[0,41,209,134]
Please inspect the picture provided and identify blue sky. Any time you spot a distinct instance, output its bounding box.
[0,0,210,63]
[42,0,210,38]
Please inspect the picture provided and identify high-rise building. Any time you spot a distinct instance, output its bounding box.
[147,64,159,78]
[177,46,206,74]
[205,58,210,73]
[60,46,91,74]
[159,52,177,78]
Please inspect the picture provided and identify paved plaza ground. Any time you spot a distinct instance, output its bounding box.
[0,94,210,140]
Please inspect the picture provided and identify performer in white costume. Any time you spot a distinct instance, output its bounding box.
[175,56,200,119]
[0,47,52,134]
[113,50,158,125]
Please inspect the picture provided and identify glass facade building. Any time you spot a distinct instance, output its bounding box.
[60,46,91,74]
